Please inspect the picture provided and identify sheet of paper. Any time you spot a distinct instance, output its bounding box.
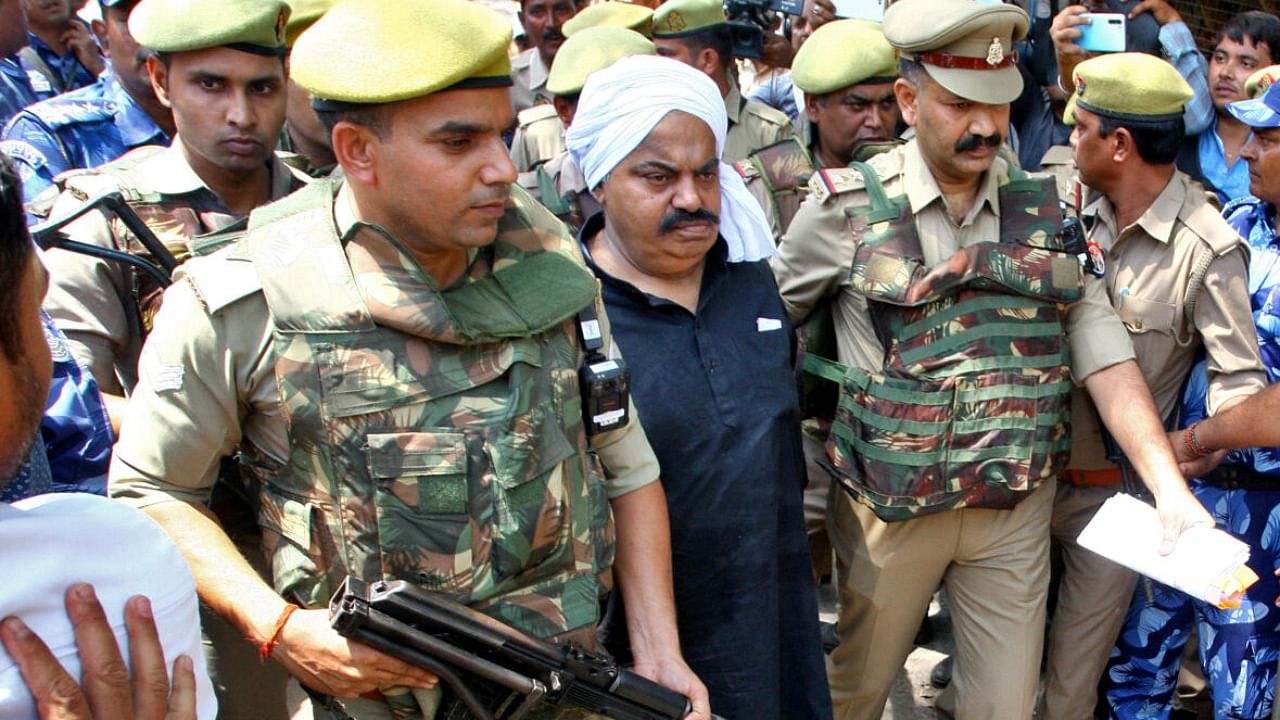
[1077,493,1251,607]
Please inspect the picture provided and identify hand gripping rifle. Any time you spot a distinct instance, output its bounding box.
[29,190,178,289]
[329,576,711,720]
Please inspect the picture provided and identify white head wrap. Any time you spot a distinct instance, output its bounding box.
[565,55,776,263]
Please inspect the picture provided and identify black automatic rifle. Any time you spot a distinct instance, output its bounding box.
[29,190,178,288]
[329,576,711,720]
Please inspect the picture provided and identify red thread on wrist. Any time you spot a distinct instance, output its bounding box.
[1184,421,1212,460]
[259,604,299,664]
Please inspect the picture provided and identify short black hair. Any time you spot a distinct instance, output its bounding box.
[898,58,927,86]
[680,26,735,72]
[1097,114,1185,165]
[1216,11,1280,64]
[0,155,34,363]
[315,104,393,141]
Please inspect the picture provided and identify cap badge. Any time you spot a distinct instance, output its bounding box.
[1075,74,1086,97]
[665,11,686,31]
[986,37,1003,66]
[275,7,288,43]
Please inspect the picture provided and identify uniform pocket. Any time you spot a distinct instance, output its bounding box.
[257,487,327,607]
[1116,295,1177,336]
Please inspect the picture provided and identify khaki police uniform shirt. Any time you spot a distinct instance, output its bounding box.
[518,150,593,209]
[723,81,794,164]
[742,119,816,242]
[1067,171,1267,470]
[510,48,553,114]
[109,181,660,510]
[771,139,1137,383]
[41,139,306,396]
[510,103,566,173]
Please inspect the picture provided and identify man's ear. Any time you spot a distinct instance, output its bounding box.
[331,121,380,185]
[553,95,575,128]
[695,47,720,77]
[1110,127,1133,164]
[894,77,918,127]
[803,92,822,123]
[146,55,172,109]
[90,18,107,50]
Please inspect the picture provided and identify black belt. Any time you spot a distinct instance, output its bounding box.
[1201,466,1280,490]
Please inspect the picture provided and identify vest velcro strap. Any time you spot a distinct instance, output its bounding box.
[802,353,849,385]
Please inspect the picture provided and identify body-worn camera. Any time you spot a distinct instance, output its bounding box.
[577,311,631,436]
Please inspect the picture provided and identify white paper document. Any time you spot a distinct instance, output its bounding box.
[1077,493,1256,608]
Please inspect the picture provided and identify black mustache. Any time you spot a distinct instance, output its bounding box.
[659,208,719,235]
[544,28,566,42]
[954,133,1002,153]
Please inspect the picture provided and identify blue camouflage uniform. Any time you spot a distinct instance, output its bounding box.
[1104,195,1280,720]
[0,310,114,502]
[0,56,40,127]
[1,70,168,205]
[19,30,98,102]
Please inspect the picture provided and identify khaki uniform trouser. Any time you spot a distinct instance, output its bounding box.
[827,476,1056,720]
[1043,482,1138,720]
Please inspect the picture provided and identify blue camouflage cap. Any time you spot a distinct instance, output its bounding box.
[1228,80,1280,129]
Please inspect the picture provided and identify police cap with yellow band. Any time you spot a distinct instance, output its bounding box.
[548,27,657,97]
[285,0,337,48]
[564,2,654,38]
[292,0,513,110]
[1063,53,1192,126]
[882,0,1028,105]
[652,0,727,38]
[129,0,291,56]
[793,20,896,96]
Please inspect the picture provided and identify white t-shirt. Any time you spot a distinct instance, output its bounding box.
[0,493,216,719]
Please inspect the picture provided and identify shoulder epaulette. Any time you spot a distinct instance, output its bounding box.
[807,167,867,205]
[178,249,262,316]
[1183,197,1244,258]
[1039,145,1074,167]
[517,103,558,127]
[743,99,791,128]
[19,94,112,130]
[734,158,760,181]
[57,144,166,201]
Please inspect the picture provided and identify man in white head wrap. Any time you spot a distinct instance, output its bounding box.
[567,54,834,720]
[566,54,776,264]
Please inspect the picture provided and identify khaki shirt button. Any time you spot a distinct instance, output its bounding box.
[1133,320,1144,330]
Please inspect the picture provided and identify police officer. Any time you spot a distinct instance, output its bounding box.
[510,1,653,174]
[1045,52,1267,720]
[18,0,103,101]
[2,0,173,206]
[511,0,577,114]
[770,1,1213,717]
[279,0,336,172]
[517,25,655,231]
[107,1,710,718]
[650,0,793,163]
[40,0,304,415]
[738,18,898,241]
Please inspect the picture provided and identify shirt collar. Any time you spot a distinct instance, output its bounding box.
[104,74,167,149]
[528,49,550,91]
[901,139,1002,221]
[1085,171,1182,245]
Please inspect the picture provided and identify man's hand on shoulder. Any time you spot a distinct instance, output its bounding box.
[0,585,197,720]
[271,607,438,698]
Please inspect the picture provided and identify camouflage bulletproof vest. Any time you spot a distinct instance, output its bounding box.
[56,146,252,333]
[240,180,616,643]
[811,164,1084,521]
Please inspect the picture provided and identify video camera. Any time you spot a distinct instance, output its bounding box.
[723,0,802,59]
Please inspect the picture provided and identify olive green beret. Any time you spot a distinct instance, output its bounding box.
[793,20,896,96]
[285,0,335,47]
[293,0,512,107]
[548,27,656,96]
[652,0,726,38]
[130,0,290,55]
[883,0,1027,105]
[1063,53,1192,126]
[1247,65,1280,99]
[564,2,654,38]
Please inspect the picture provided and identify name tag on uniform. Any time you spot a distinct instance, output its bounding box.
[756,317,783,332]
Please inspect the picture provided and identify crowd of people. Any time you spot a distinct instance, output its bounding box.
[2,0,1280,718]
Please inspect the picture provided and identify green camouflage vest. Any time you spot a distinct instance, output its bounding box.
[808,164,1084,521]
[239,179,616,643]
[735,137,816,239]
